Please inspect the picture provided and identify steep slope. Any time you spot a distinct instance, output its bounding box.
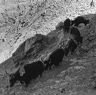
[0,0,96,63]
[0,13,96,95]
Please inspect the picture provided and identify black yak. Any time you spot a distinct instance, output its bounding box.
[63,47,69,56]
[71,16,89,27]
[70,27,83,45]
[75,36,83,45]
[20,61,45,87]
[67,39,77,55]
[44,48,65,70]
[70,27,81,37]
[5,68,22,87]
[63,18,71,33]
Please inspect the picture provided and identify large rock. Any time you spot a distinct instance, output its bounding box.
[12,34,49,64]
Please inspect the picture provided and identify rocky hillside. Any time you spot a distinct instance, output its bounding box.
[0,0,96,63]
[0,0,96,95]
[0,12,96,95]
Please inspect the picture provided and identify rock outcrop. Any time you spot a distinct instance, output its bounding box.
[12,34,50,64]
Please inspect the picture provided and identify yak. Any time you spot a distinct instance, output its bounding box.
[71,16,89,27]
[70,27,81,37]
[75,36,83,45]
[63,18,71,33]
[20,61,45,87]
[63,47,70,56]
[70,27,83,45]
[6,61,45,87]
[44,48,65,70]
[67,39,77,55]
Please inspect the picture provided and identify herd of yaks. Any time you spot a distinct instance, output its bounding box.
[5,16,89,88]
